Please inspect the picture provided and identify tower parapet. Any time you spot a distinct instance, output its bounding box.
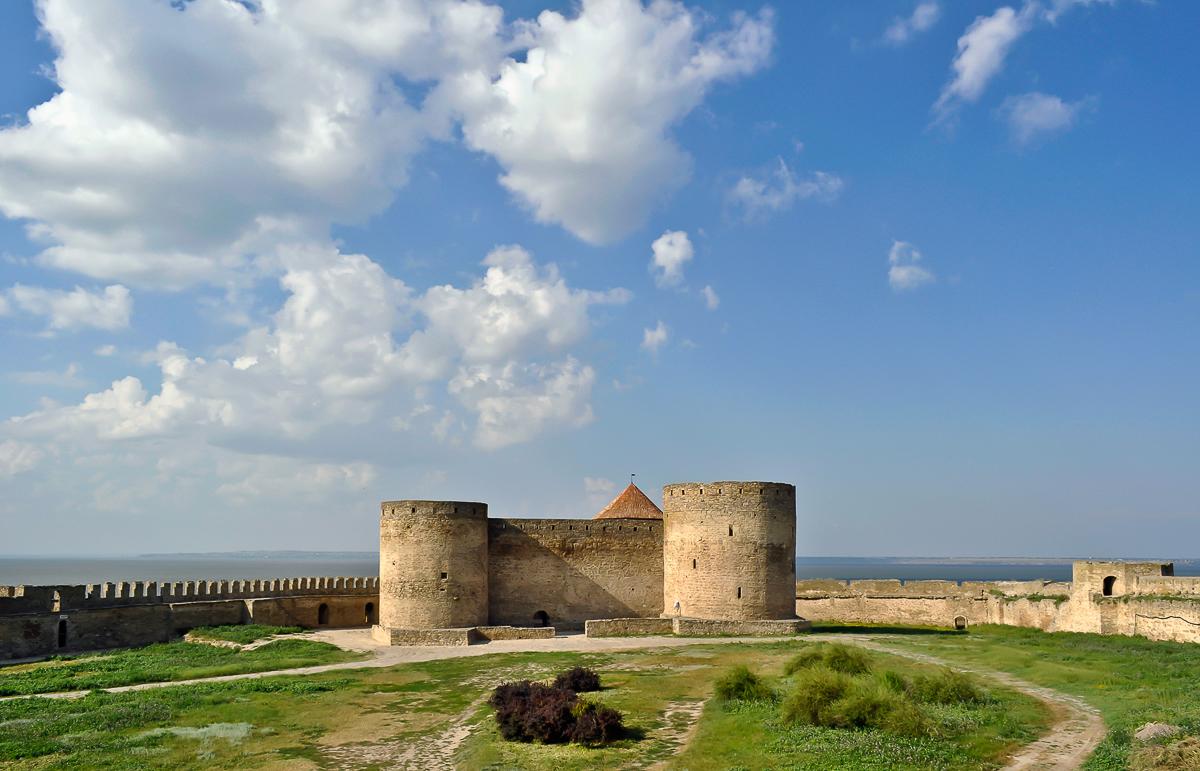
[662,481,797,621]
[378,500,489,632]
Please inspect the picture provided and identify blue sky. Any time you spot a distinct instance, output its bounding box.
[0,0,1196,557]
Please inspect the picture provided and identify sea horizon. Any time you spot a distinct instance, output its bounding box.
[4,552,1198,587]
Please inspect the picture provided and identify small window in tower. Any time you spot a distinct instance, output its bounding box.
[728,525,734,537]
[440,571,448,580]
[692,559,697,569]
[737,587,742,599]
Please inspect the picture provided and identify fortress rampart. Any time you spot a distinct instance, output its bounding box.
[795,562,1200,644]
[488,517,663,628]
[0,577,379,660]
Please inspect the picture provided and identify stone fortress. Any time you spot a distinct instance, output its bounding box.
[5,479,1200,659]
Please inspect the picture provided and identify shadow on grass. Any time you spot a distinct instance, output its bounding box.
[811,624,968,637]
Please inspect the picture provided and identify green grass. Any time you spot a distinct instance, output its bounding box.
[0,640,1048,770]
[675,644,1047,771]
[187,625,303,644]
[0,638,361,696]
[873,624,1200,770]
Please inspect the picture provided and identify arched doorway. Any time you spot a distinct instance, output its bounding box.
[953,616,967,631]
[1102,576,1117,597]
[57,619,67,648]
[318,603,330,625]
[364,602,376,625]
[533,610,550,627]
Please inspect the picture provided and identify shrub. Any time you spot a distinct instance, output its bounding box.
[878,670,910,694]
[782,647,827,675]
[827,681,904,730]
[881,700,936,737]
[553,666,601,693]
[909,668,989,705]
[822,644,873,675]
[781,668,853,726]
[783,643,872,676]
[489,680,624,745]
[714,665,775,703]
[568,700,625,745]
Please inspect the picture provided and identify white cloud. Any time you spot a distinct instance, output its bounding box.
[0,440,44,478]
[933,5,1036,122]
[641,321,669,353]
[650,230,694,288]
[1043,0,1116,24]
[729,159,843,220]
[94,344,117,357]
[701,284,720,310]
[2,284,132,332]
[884,2,941,46]
[7,242,623,450]
[1000,92,1090,145]
[888,240,936,291]
[450,0,774,244]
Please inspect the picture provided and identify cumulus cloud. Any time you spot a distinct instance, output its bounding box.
[641,321,669,353]
[1,0,771,289]
[888,240,936,291]
[884,2,941,46]
[7,242,625,450]
[933,5,1036,122]
[729,158,843,220]
[1000,92,1091,145]
[450,0,774,244]
[701,284,720,310]
[1,284,132,332]
[650,230,694,288]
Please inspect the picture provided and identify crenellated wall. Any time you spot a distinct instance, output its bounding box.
[795,562,1200,644]
[0,577,379,660]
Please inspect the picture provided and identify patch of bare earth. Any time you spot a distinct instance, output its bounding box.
[647,699,706,769]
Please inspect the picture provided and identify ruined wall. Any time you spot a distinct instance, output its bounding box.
[663,481,796,620]
[487,517,663,628]
[379,500,489,630]
[0,577,378,659]
[795,564,1200,645]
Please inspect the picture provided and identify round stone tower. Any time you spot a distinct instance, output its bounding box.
[662,481,797,621]
[378,500,489,631]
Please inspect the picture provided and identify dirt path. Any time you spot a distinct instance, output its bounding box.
[811,635,1106,771]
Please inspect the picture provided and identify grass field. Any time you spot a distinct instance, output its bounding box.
[0,638,361,696]
[877,624,1200,770]
[0,638,1048,770]
[187,625,304,644]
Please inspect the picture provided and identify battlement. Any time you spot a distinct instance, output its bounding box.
[0,576,378,616]
[663,481,795,500]
[490,517,658,538]
[381,500,487,519]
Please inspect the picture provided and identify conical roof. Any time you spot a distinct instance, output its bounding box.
[593,482,663,520]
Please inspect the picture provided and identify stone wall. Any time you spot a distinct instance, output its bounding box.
[663,481,796,621]
[794,564,1200,645]
[487,517,663,628]
[585,618,675,637]
[0,577,378,659]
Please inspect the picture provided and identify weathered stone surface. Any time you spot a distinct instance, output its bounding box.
[585,618,674,637]
[662,481,797,621]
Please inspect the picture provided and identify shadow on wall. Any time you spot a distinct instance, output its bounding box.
[487,521,663,628]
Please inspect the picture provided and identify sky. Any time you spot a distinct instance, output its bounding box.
[0,0,1196,558]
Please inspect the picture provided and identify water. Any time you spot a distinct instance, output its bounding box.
[3,554,1199,587]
